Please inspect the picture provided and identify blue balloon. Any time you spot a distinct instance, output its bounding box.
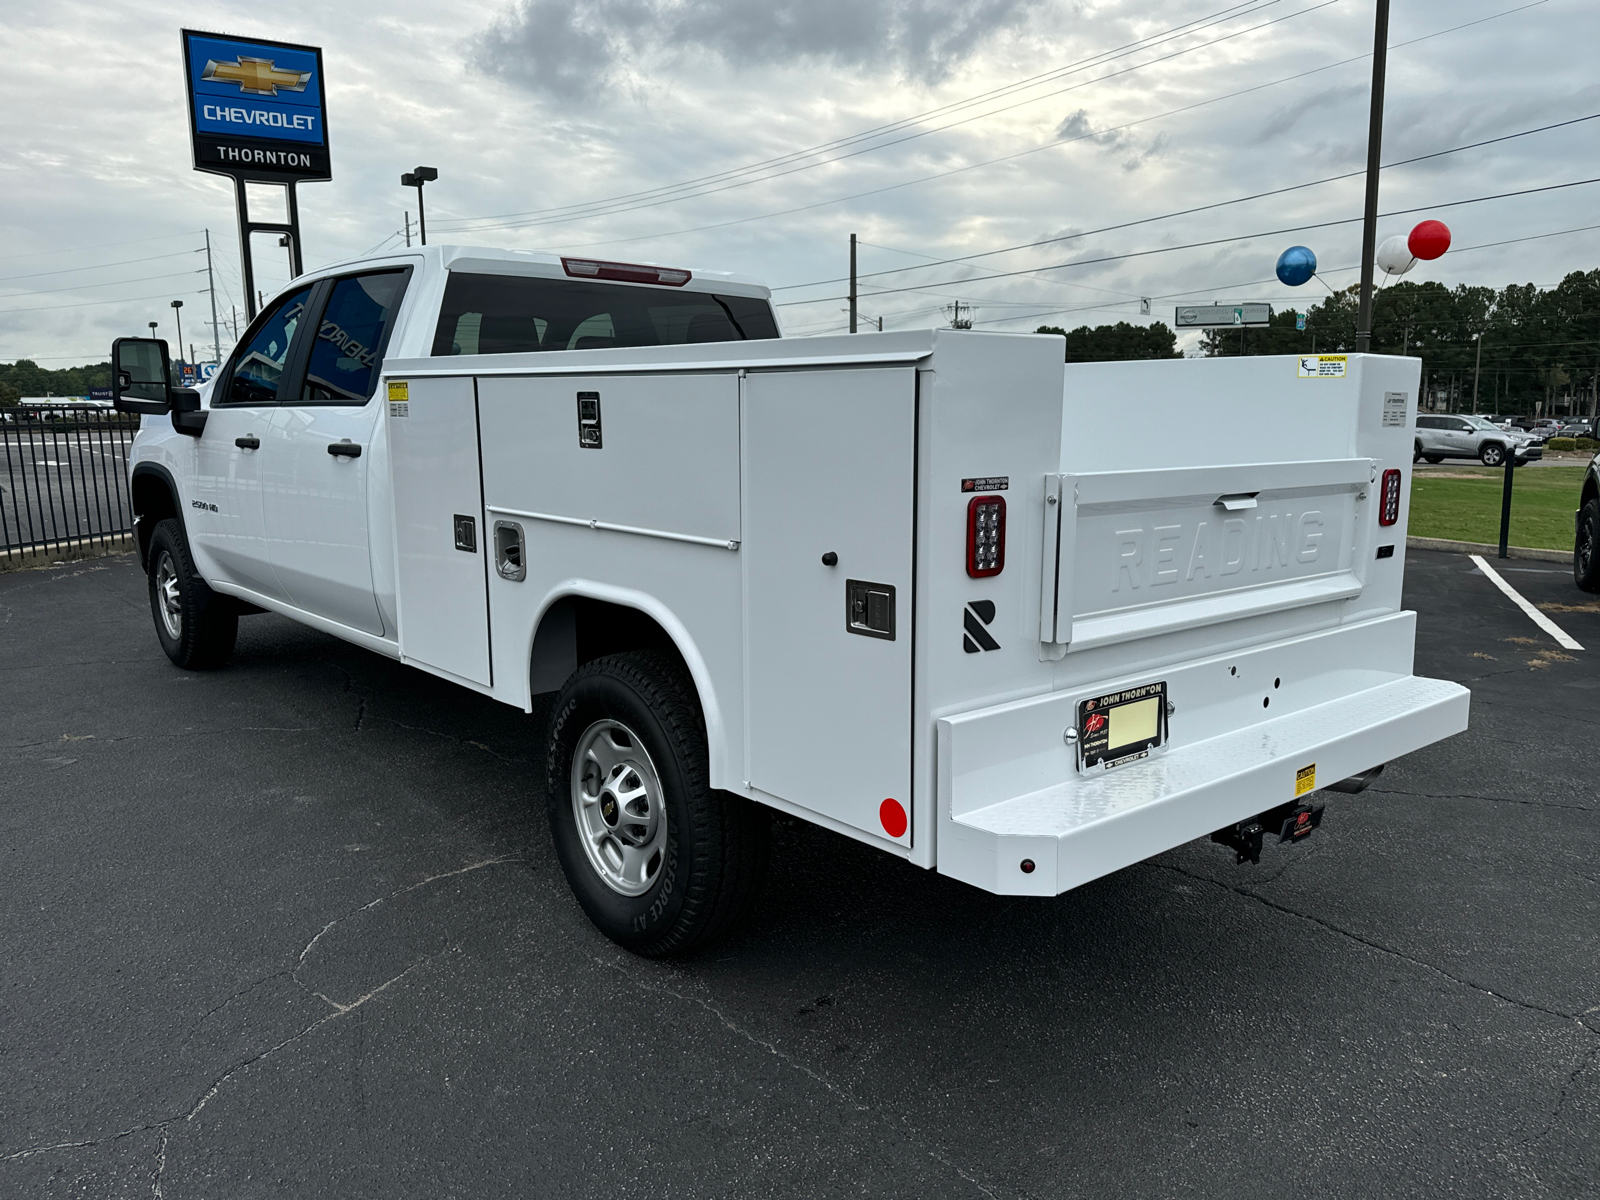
[1276,245,1317,287]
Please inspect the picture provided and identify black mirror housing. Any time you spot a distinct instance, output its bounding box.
[111,337,173,415]
[170,388,207,438]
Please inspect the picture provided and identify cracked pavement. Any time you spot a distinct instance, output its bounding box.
[1,549,1596,1198]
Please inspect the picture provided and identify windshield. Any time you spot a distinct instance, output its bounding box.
[1466,418,1500,430]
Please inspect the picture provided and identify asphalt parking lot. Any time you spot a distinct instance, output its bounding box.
[3,549,1596,1199]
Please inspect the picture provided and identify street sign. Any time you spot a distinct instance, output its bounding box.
[1174,303,1272,329]
[1296,313,1307,331]
[182,31,330,181]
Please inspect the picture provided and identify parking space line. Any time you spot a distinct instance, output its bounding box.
[1469,554,1584,651]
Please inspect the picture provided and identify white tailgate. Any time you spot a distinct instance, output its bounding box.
[1040,458,1374,651]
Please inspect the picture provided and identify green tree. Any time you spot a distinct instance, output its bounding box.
[1036,321,1182,361]
[0,359,112,399]
[0,380,18,406]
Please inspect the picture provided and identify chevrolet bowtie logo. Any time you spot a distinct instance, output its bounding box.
[202,56,311,96]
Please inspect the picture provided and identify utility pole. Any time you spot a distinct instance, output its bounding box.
[1354,0,1390,353]
[204,229,221,363]
[1472,333,1483,413]
[231,305,239,339]
[171,300,185,366]
[404,211,412,248]
[849,234,858,333]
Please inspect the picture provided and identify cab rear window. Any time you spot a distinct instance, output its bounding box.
[431,273,778,356]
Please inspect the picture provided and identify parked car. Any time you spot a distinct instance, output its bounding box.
[1558,419,1596,439]
[1577,452,1600,591]
[1415,414,1543,467]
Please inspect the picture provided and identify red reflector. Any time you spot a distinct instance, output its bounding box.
[561,257,692,286]
[966,495,1006,578]
[879,798,908,839]
[1378,468,1402,526]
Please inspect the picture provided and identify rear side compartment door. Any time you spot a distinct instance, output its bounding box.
[741,367,916,846]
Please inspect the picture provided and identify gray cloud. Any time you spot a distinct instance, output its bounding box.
[474,0,1043,99]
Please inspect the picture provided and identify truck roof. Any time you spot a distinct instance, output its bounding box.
[302,244,773,299]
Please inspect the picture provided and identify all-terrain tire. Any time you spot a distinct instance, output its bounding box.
[1576,497,1600,593]
[147,518,238,670]
[546,651,769,956]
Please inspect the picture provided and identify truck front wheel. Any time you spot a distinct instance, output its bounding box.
[545,651,768,956]
[147,519,238,670]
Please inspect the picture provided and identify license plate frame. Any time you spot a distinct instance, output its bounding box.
[1075,681,1168,772]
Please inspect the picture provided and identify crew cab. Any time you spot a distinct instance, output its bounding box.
[112,245,1470,955]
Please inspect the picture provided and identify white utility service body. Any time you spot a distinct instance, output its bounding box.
[129,246,1467,908]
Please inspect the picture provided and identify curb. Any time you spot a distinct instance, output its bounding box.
[1406,536,1569,564]
[1,534,137,573]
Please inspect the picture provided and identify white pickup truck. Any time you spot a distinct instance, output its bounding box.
[112,245,1469,955]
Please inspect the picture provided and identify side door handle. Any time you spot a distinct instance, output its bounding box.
[327,441,362,458]
[235,436,260,450]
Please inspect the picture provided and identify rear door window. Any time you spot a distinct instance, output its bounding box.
[222,287,313,405]
[432,273,779,356]
[300,271,410,403]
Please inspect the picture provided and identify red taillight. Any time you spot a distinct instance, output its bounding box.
[561,257,692,286]
[1378,468,1402,526]
[966,495,1006,577]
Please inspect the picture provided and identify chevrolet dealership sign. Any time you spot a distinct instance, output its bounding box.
[182,30,330,180]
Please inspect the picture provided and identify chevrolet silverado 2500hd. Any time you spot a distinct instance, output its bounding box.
[111,245,1469,955]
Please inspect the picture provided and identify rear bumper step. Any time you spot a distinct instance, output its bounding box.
[937,671,1469,897]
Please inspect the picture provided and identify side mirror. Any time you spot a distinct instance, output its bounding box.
[112,337,173,415]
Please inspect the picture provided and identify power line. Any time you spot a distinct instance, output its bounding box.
[0,268,207,300]
[537,0,1546,254]
[0,288,207,316]
[0,231,205,265]
[0,248,202,285]
[433,0,1287,231]
[440,0,1339,235]
[775,105,1594,296]
[777,176,1600,307]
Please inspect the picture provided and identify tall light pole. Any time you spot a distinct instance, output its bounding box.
[401,167,439,245]
[170,300,185,366]
[1354,0,1391,353]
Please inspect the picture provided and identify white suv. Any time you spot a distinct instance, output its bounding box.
[1415,414,1541,468]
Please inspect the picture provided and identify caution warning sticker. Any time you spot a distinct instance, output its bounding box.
[1295,763,1317,797]
[387,379,409,418]
[1297,355,1347,379]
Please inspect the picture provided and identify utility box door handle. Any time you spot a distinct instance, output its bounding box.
[845,579,895,640]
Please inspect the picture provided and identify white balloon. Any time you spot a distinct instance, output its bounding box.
[1376,234,1416,275]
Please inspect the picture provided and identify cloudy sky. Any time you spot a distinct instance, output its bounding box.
[1,0,1594,367]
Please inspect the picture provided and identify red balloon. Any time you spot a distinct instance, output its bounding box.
[1408,220,1451,261]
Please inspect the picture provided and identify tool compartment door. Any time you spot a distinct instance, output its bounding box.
[386,375,492,686]
[742,367,916,844]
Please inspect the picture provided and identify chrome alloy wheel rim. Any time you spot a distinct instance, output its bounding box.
[571,719,667,897]
[155,551,183,641]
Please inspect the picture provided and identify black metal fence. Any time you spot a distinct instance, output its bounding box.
[1,405,139,565]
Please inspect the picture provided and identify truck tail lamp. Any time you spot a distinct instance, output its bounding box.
[966,495,1006,577]
[562,257,692,286]
[1378,468,1402,526]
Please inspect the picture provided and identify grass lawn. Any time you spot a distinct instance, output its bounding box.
[1408,465,1587,550]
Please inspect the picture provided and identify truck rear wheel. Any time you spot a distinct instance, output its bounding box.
[147,518,238,670]
[1576,498,1600,593]
[545,651,768,956]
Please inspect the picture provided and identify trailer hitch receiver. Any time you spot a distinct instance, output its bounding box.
[1210,800,1327,865]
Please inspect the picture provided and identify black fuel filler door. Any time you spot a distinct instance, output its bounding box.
[845,580,895,640]
[576,391,602,448]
